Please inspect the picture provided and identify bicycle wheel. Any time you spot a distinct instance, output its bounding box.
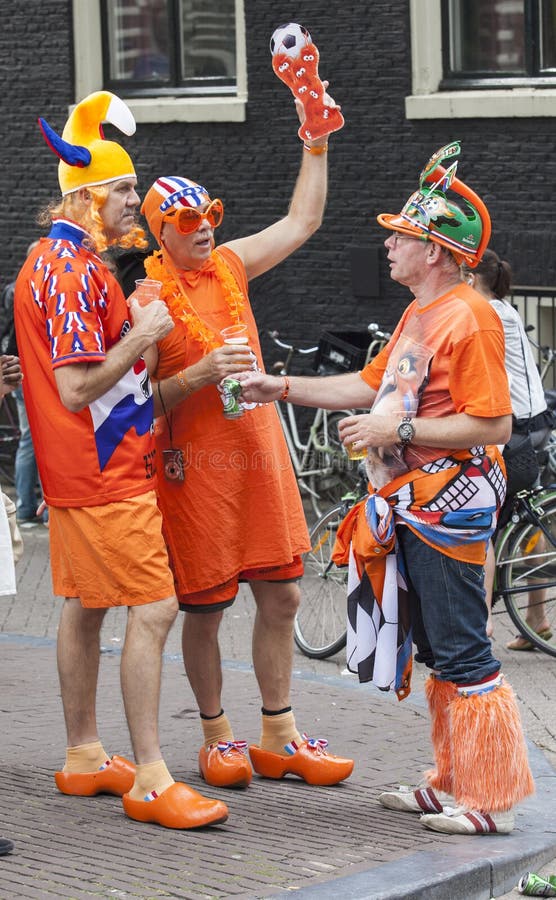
[307,411,360,518]
[497,491,556,657]
[295,502,349,659]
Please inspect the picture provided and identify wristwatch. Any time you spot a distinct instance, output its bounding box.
[397,416,415,447]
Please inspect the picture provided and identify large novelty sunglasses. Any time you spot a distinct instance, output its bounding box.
[163,198,224,235]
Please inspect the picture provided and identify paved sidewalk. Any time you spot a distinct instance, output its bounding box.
[0,525,555,899]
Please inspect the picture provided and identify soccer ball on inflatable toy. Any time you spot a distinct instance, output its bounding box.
[270,22,311,58]
[269,21,344,142]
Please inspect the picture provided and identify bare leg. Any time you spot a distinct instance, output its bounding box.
[525,532,551,632]
[57,597,107,746]
[484,541,495,638]
[182,609,224,717]
[250,581,300,710]
[507,531,551,649]
[120,595,177,764]
[524,587,551,631]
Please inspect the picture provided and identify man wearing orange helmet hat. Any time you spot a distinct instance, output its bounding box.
[14,91,228,830]
[140,93,355,792]
[238,143,535,834]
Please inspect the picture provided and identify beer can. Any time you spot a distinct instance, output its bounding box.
[221,377,244,419]
[518,873,556,896]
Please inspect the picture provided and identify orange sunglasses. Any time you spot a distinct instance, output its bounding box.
[163,198,224,235]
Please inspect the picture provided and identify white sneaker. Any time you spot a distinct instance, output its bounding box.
[420,806,514,835]
[378,784,454,814]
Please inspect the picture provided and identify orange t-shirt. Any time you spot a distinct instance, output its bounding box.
[359,282,512,487]
[14,221,157,507]
[153,246,309,597]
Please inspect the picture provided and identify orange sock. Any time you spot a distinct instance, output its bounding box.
[63,740,110,774]
[260,709,302,755]
[201,711,234,749]
[128,759,175,802]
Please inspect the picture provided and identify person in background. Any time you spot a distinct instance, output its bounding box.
[14,90,228,830]
[461,249,553,648]
[0,353,23,856]
[140,90,354,792]
[237,143,535,835]
[0,242,47,527]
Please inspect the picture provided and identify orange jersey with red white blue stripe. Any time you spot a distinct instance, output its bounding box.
[14,219,157,507]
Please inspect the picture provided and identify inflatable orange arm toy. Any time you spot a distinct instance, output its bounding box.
[270,23,344,142]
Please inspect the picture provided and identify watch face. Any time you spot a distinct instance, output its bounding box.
[398,421,415,443]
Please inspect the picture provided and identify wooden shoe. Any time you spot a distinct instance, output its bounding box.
[199,741,252,789]
[249,736,354,786]
[122,782,228,829]
[55,755,135,797]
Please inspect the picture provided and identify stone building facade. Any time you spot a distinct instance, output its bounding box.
[1,1,554,366]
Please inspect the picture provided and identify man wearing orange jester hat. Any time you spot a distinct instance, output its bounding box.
[141,90,354,790]
[238,143,535,834]
[14,91,229,829]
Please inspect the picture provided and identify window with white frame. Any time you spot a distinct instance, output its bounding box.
[443,0,555,87]
[72,0,247,123]
[407,0,556,118]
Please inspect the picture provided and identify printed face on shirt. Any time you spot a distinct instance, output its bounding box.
[160,200,215,271]
[100,178,141,242]
[384,231,429,288]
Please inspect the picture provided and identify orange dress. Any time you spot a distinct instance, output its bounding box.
[153,246,309,603]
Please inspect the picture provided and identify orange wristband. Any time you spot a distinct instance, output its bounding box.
[303,143,328,155]
[174,370,191,395]
[280,376,290,401]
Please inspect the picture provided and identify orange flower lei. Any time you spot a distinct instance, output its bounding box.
[144,249,246,352]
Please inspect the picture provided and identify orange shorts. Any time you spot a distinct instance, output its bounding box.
[49,491,175,609]
[179,556,304,612]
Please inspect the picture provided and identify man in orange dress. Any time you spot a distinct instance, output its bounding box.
[14,91,228,830]
[140,97,354,790]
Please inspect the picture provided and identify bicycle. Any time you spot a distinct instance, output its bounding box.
[269,323,391,518]
[294,470,366,659]
[493,485,556,657]
[294,478,556,660]
[522,327,556,484]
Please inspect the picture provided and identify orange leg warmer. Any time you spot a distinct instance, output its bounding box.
[424,676,458,793]
[449,680,535,812]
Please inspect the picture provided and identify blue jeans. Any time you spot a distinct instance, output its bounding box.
[13,387,44,521]
[396,525,500,685]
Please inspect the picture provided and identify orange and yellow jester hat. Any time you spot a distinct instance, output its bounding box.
[38,91,136,196]
[377,142,491,267]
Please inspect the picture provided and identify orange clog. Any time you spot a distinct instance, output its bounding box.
[122,782,228,829]
[54,755,135,797]
[199,741,252,788]
[249,738,354,786]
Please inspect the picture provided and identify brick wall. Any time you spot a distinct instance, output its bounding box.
[2,1,555,367]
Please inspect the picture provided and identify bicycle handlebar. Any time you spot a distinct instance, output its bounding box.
[367,322,392,340]
[268,323,392,355]
[524,325,556,363]
[267,331,317,355]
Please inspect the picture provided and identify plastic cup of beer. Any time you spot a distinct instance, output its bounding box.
[134,278,163,307]
[221,324,249,345]
[346,442,367,460]
[221,323,257,371]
